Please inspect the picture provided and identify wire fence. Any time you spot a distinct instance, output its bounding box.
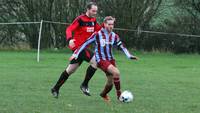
[1,20,199,38]
[0,20,200,62]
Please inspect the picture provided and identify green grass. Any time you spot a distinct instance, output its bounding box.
[0,50,200,113]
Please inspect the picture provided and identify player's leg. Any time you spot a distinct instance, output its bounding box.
[81,56,97,86]
[107,64,121,99]
[51,56,83,98]
[100,74,113,102]
[80,49,97,96]
[96,60,122,100]
[52,63,79,89]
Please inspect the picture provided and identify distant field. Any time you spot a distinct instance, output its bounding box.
[0,50,200,113]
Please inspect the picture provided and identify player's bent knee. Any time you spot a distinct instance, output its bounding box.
[65,69,72,75]
[89,57,97,69]
[90,63,97,69]
[67,67,78,75]
[66,69,74,75]
[66,64,79,75]
[113,68,120,77]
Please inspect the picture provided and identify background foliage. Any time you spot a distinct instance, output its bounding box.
[0,0,200,53]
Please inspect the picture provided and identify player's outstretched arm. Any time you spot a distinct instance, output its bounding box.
[69,33,96,60]
[120,45,138,60]
[115,40,138,60]
[114,35,138,60]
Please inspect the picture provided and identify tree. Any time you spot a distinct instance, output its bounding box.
[97,0,162,48]
[0,0,163,50]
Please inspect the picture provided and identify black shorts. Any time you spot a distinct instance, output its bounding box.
[70,48,94,65]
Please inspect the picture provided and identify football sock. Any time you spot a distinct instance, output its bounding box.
[53,70,69,90]
[100,84,113,97]
[82,65,97,86]
[114,77,121,98]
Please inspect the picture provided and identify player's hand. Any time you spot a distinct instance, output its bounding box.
[69,56,75,61]
[69,39,75,48]
[130,55,138,60]
[69,54,78,61]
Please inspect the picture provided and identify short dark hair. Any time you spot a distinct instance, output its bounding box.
[86,2,97,10]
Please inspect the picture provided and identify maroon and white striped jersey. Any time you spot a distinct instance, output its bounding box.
[73,28,133,62]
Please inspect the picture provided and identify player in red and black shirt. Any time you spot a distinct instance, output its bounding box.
[66,13,101,51]
[51,2,101,98]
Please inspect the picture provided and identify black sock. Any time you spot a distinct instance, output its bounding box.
[53,70,69,90]
[82,65,97,86]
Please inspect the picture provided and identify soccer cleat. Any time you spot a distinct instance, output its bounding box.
[100,94,110,102]
[51,88,59,98]
[80,85,91,96]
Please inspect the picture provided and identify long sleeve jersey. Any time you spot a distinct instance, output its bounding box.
[73,28,133,62]
[66,14,101,50]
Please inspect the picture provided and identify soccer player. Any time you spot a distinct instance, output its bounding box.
[70,16,138,101]
[51,2,101,98]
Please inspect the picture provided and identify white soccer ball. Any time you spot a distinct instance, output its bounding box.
[119,90,134,103]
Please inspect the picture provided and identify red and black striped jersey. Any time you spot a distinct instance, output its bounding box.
[66,14,101,50]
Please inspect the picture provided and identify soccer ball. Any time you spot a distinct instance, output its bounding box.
[119,90,134,103]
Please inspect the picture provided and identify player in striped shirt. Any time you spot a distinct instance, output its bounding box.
[70,16,138,101]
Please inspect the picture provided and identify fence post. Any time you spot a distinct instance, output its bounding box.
[37,20,43,62]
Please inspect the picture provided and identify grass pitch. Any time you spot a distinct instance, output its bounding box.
[0,50,200,113]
